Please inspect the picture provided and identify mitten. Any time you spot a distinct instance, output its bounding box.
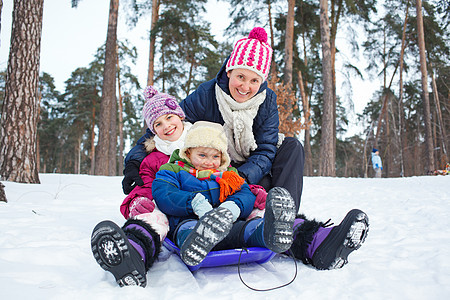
[122,160,144,194]
[129,196,156,218]
[219,201,240,222]
[249,184,267,210]
[210,171,245,202]
[191,193,213,218]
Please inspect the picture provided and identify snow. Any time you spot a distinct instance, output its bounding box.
[1,174,449,299]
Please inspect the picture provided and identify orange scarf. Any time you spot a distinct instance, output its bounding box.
[174,161,245,202]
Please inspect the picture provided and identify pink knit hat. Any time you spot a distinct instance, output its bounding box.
[226,27,273,81]
[142,86,185,133]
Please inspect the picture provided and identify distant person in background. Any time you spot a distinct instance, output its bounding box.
[371,148,383,178]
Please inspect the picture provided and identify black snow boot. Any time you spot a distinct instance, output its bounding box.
[91,218,161,287]
[290,209,369,270]
[178,207,233,267]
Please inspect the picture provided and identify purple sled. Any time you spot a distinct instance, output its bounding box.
[163,238,276,272]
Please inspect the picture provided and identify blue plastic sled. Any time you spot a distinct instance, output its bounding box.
[163,238,276,272]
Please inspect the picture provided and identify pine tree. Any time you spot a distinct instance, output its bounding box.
[0,0,44,183]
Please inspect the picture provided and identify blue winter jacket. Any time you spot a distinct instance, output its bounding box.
[152,150,255,235]
[371,152,383,170]
[125,57,280,184]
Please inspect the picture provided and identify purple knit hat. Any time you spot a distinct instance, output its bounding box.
[226,27,273,81]
[142,86,185,133]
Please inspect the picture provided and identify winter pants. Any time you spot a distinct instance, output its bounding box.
[374,168,382,178]
[258,137,304,213]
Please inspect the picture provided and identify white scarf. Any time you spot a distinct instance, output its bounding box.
[153,122,192,155]
[215,84,266,162]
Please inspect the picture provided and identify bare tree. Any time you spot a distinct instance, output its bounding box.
[95,0,119,176]
[415,0,435,173]
[319,0,335,176]
[0,0,44,183]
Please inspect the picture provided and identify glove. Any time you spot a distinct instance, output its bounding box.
[191,193,213,219]
[375,163,379,168]
[129,196,155,218]
[122,160,144,194]
[381,167,383,170]
[219,201,240,222]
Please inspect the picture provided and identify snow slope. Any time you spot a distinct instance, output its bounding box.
[1,174,449,299]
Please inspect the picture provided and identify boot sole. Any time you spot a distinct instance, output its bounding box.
[91,220,147,287]
[264,187,296,253]
[180,207,233,266]
[312,209,369,270]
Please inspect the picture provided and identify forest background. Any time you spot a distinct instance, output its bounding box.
[0,0,449,185]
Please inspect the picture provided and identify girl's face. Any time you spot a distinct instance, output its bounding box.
[153,114,184,142]
[186,147,222,171]
[227,69,263,103]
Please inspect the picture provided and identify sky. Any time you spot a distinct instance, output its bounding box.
[0,0,231,93]
[1,173,449,299]
[1,0,378,137]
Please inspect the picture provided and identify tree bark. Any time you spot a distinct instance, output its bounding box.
[268,0,277,77]
[90,98,96,175]
[298,70,313,176]
[117,47,124,174]
[95,0,118,176]
[0,0,43,183]
[147,0,160,86]
[398,4,409,177]
[0,182,6,203]
[284,0,295,85]
[329,0,342,162]
[319,0,336,176]
[415,0,435,172]
[431,64,448,162]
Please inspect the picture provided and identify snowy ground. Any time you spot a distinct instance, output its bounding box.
[1,174,449,299]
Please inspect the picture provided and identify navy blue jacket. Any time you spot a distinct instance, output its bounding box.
[125,58,279,184]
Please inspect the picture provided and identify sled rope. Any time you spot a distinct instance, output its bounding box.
[237,248,298,291]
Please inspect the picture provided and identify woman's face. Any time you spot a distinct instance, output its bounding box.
[153,114,184,142]
[227,69,263,103]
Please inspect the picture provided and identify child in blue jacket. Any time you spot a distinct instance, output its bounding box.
[152,121,297,266]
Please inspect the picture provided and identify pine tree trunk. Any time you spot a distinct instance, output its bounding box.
[398,5,409,177]
[0,182,6,203]
[95,0,118,176]
[268,0,277,76]
[0,0,43,183]
[416,0,435,173]
[147,0,160,86]
[90,97,96,175]
[319,0,335,176]
[329,0,341,165]
[283,0,295,86]
[108,96,117,176]
[431,64,448,162]
[117,49,124,175]
[298,70,313,176]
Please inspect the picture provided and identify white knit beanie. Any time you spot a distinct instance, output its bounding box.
[179,121,231,171]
